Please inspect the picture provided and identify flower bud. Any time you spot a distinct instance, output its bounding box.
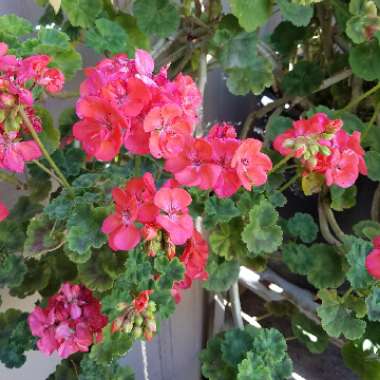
[283,138,294,148]
[134,314,144,327]
[319,145,331,156]
[133,326,143,339]
[0,109,5,123]
[321,132,334,140]
[122,321,134,334]
[365,1,377,17]
[309,144,319,155]
[116,302,128,311]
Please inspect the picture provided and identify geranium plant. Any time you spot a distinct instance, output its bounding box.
[1,0,380,379]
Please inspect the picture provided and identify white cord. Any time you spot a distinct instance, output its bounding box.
[140,340,150,380]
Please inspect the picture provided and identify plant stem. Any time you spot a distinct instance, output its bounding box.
[19,108,72,191]
[278,172,301,193]
[32,160,64,187]
[134,156,142,177]
[322,199,346,242]
[255,312,273,321]
[371,183,380,222]
[285,336,297,342]
[362,102,380,141]
[340,81,380,112]
[229,281,244,329]
[318,194,341,245]
[270,155,293,174]
[48,90,79,99]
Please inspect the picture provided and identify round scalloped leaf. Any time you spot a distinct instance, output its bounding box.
[282,242,312,275]
[277,0,314,27]
[61,0,103,28]
[330,185,357,211]
[133,0,180,38]
[203,257,240,292]
[353,220,380,240]
[229,0,272,32]
[287,212,318,243]
[349,40,380,81]
[366,287,380,322]
[366,150,380,181]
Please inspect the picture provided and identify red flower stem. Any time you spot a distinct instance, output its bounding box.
[270,154,293,174]
[19,107,73,192]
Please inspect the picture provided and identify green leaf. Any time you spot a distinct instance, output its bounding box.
[0,15,32,37]
[229,0,272,32]
[58,107,77,138]
[33,106,60,153]
[209,221,246,260]
[291,313,329,353]
[0,220,26,253]
[52,147,86,178]
[317,289,366,340]
[345,237,375,289]
[203,196,240,229]
[307,244,345,289]
[24,214,63,257]
[220,32,273,95]
[44,192,74,221]
[0,310,35,369]
[203,257,240,292]
[133,0,180,38]
[27,163,52,202]
[242,199,283,256]
[353,220,380,240]
[287,212,318,243]
[0,254,26,289]
[221,327,257,367]
[86,18,132,55]
[79,355,135,380]
[366,150,380,181]
[10,258,51,298]
[78,248,122,292]
[200,334,236,380]
[150,289,175,319]
[342,341,380,380]
[264,115,293,145]
[282,242,312,275]
[282,61,324,96]
[67,204,108,254]
[330,185,357,211]
[277,0,314,27]
[90,324,133,364]
[154,256,185,289]
[270,22,306,56]
[366,287,380,321]
[346,15,380,44]
[349,40,380,80]
[61,0,103,28]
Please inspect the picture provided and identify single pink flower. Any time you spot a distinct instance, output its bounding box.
[0,133,41,173]
[231,138,272,190]
[73,96,126,161]
[124,172,159,224]
[144,103,192,159]
[210,138,241,198]
[102,188,141,251]
[366,237,380,279]
[154,187,193,245]
[207,122,237,140]
[164,138,222,190]
[38,68,64,93]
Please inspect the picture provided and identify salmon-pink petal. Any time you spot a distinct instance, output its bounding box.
[110,224,141,251]
[0,201,9,222]
[156,214,193,245]
[366,248,380,279]
[135,49,154,77]
[16,141,41,161]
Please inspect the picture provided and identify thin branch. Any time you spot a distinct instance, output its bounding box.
[371,183,380,222]
[32,160,64,187]
[195,52,208,136]
[229,281,244,329]
[322,199,346,242]
[318,194,341,245]
[19,107,72,192]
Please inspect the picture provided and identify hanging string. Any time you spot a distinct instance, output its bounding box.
[140,340,150,380]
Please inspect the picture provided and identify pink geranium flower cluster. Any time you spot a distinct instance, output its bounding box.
[273,113,367,188]
[0,200,8,221]
[72,51,272,198]
[73,49,201,161]
[165,123,272,197]
[101,172,194,251]
[28,283,107,359]
[0,42,64,172]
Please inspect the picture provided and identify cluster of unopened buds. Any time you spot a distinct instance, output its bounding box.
[274,113,367,188]
[112,291,157,341]
[28,283,108,359]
